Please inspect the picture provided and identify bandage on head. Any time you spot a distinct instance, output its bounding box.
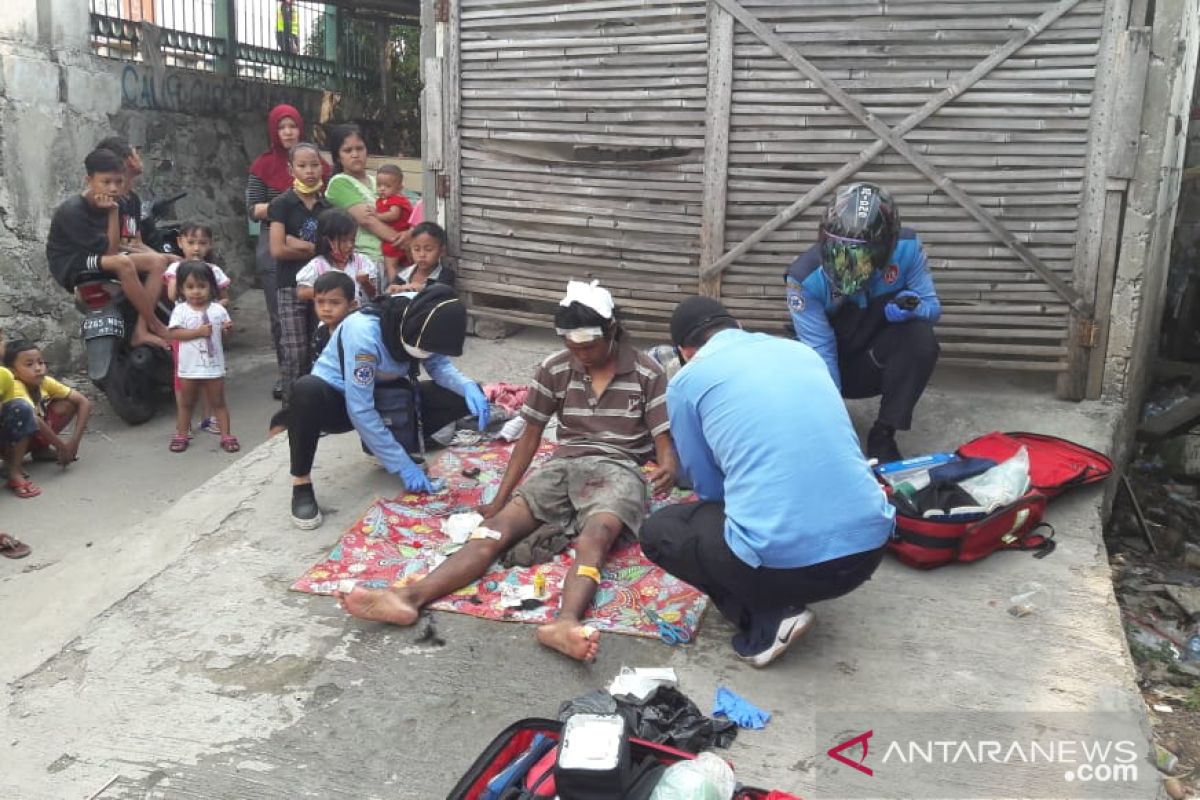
[555,326,604,344]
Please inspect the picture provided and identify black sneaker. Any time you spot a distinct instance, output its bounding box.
[866,422,902,463]
[291,484,322,530]
[272,379,284,401]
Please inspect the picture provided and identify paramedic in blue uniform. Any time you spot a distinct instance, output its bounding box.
[785,182,941,462]
[640,297,894,668]
[286,284,490,530]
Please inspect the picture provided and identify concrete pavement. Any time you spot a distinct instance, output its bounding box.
[0,328,1148,799]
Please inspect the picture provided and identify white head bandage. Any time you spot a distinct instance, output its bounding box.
[555,326,604,343]
[559,279,614,320]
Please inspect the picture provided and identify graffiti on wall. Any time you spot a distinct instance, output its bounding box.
[119,64,322,117]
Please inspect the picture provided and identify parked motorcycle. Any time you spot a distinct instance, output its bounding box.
[73,191,186,424]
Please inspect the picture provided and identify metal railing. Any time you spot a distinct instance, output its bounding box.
[88,0,386,92]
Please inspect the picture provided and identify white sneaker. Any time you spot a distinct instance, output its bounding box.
[737,609,816,668]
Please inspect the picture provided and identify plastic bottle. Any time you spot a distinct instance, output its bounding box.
[649,752,735,800]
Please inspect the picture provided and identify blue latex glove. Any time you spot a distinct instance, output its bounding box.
[464,382,491,432]
[399,462,435,493]
[713,686,771,730]
[885,290,920,323]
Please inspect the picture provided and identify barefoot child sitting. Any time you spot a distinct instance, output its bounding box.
[46,148,169,349]
[386,222,457,294]
[296,209,381,305]
[339,280,677,662]
[2,340,93,498]
[165,262,238,454]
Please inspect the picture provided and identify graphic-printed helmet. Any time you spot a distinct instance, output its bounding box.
[818,182,901,296]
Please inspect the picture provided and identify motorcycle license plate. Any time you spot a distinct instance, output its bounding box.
[82,312,125,340]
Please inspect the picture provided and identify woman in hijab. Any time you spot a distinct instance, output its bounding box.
[325,124,410,282]
[287,284,491,529]
[245,103,331,399]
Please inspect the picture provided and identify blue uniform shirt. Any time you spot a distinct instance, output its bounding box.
[312,311,473,477]
[785,228,941,389]
[668,328,895,569]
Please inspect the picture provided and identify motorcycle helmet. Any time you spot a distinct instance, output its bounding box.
[818,182,901,296]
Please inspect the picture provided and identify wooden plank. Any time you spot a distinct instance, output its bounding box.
[420,0,440,224]
[709,0,1092,315]
[1105,27,1151,180]
[445,0,463,257]
[700,1,734,298]
[1057,0,1131,398]
[704,0,1087,285]
[423,57,445,170]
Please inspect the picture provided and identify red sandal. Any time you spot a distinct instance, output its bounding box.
[0,533,31,559]
[220,435,240,453]
[7,478,41,499]
[169,433,190,453]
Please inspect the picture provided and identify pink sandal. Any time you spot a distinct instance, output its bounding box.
[220,435,240,453]
[7,478,41,499]
[169,433,189,453]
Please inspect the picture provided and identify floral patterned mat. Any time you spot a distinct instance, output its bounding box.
[291,440,708,641]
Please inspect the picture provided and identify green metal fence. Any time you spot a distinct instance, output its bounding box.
[88,0,382,92]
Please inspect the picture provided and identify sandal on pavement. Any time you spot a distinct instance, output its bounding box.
[7,478,41,499]
[220,435,240,453]
[0,533,31,559]
[169,433,190,453]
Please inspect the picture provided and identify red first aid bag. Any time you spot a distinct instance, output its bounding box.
[887,432,1112,569]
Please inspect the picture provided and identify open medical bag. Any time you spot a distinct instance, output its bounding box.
[886,432,1113,569]
[445,717,781,800]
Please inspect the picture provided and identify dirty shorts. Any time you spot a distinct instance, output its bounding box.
[0,401,38,447]
[515,455,650,536]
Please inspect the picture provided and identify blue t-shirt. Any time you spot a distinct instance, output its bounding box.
[785,228,941,388]
[668,328,895,569]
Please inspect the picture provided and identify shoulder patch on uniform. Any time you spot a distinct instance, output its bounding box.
[352,363,375,386]
[883,264,899,284]
[354,353,376,363]
[788,291,806,312]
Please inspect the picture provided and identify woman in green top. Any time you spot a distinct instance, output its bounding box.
[324,124,408,283]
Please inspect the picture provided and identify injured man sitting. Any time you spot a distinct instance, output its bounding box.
[338,280,677,661]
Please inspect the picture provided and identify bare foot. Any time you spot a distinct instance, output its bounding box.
[336,586,420,626]
[536,619,599,662]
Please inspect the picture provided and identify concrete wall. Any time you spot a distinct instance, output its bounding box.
[0,0,320,367]
[1102,0,1200,466]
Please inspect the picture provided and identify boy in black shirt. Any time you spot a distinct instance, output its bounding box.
[46,149,169,348]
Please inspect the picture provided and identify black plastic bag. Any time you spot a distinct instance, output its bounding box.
[615,685,737,752]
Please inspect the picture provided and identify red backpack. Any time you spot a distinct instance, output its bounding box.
[887,432,1113,569]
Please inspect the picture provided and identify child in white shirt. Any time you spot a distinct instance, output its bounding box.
[296,208,380,305]
[166,261,237,454]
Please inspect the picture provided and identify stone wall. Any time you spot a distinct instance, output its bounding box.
[0,0,321,368]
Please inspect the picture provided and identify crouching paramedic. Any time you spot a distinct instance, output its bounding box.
[640,297,894,668]
[785,182,941,462]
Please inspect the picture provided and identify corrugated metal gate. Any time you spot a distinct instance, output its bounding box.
[437,0,1136,392]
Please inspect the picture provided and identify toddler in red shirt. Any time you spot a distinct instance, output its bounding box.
[375,164,413,282]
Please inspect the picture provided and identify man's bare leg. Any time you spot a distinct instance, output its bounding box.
[338,496,541,626]
[100,254,168,347]
[536,512,624,662]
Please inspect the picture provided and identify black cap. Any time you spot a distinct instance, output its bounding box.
[670,296,735,348]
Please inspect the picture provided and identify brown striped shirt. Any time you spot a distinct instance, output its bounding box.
[521,339,670,463]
